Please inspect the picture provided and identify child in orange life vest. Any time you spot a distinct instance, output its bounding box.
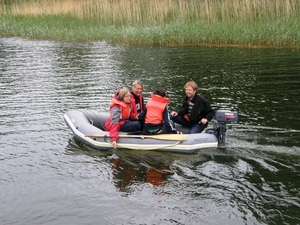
[139,89,178,134]
[105,87,141,149]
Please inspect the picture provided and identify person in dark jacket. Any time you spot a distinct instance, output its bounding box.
[139,89,178,134]
[130,80,145,120]
[170,81,214,134]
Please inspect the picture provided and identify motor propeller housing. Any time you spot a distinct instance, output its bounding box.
[215,109,238,145]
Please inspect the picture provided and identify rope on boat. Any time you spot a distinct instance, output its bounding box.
[79,109,94,125]
[78,109,105,130]
[104,138,181,150]
[89,110,106,130]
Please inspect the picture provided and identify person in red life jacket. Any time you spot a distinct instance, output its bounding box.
[170,81,214,134]
[105,87,141,149]
[130,80,145,120]
[139,89,178,134]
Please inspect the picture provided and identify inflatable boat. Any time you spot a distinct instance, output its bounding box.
[64,109,238,154]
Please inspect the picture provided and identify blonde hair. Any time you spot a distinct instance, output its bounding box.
[184,81,198,91]
[118,87,130,100]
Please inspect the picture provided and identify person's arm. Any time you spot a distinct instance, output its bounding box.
[110,107,121,124]
[141,96,146,112]
[163,108,177,134]
[171,98,186,116]
[129,108,137,120]
[192,96,214,124]
[109,107,121,148]
[203,99,214,121]
[130,95,138,118]
[177,98,187,116]
[137,108,147,120]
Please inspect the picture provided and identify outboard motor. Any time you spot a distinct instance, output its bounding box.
[215,109,238,145]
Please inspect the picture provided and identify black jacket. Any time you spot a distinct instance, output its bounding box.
[177,93,214,124]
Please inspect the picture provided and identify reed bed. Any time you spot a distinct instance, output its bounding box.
[0,0,299,48]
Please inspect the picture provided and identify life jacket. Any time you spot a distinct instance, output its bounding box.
[109,97,131,125]
[130,93,143,115]
[145,94,170,124]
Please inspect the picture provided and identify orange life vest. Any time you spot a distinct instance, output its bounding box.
[145,94,170,124]
[110,97,131,125]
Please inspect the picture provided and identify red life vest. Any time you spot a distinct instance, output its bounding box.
[145,94,170,124]
[130,94,143,116]
[109,97,131,125]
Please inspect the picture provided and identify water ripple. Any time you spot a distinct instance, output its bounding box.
[1,37,300,225]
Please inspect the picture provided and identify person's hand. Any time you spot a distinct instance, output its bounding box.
[171,111,178,117]
[112,141,117,149]
[200,118,208,124]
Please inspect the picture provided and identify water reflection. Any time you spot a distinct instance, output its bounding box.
[67,144,175,193]
[66,138,216,195]
[111,155,171,192]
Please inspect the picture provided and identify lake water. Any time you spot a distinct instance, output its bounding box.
[1,37,299,225]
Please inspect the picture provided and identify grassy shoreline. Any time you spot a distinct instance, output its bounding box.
[1,0,299,48]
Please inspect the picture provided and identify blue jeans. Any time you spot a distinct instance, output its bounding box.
[120,121,141,132]
[171,115,207,134]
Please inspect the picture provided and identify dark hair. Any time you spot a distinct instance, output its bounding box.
[153,89,166,97]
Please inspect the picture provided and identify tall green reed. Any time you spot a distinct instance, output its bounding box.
[0,0,299,48]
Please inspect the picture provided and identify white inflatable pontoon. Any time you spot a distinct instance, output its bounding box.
[64,109,238,154]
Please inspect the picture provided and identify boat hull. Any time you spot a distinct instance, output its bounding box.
[64,110,219,154]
